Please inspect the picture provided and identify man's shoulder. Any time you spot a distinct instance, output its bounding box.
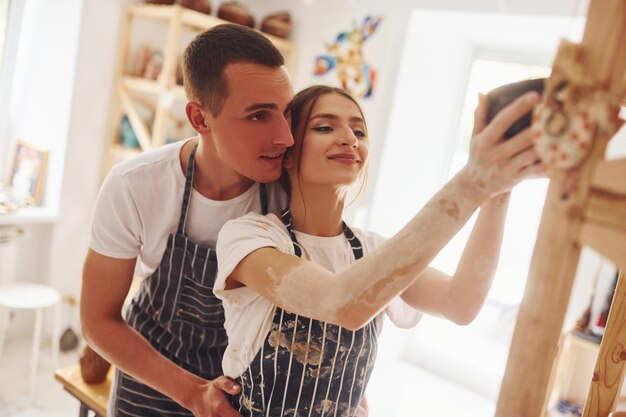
[109,140,187,179]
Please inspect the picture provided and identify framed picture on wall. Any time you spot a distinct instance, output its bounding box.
[4,140,49,205]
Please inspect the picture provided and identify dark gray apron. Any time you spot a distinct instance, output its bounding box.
[110,144,268,416]
[231,208,379,417]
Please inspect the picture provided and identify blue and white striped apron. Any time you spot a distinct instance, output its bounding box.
[231,209,379,417]
[110,144,269,416]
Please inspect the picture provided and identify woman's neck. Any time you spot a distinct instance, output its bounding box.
[288,184,346,237]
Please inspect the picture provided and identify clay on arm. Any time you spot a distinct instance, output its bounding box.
[400,192,511,325]
[228,170,486,331]
[80,249,209,412]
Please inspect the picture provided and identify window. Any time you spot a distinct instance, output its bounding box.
[404,56,551,400]
[0,0,24,171]
[367,10,585,405]
[0,0,8,62]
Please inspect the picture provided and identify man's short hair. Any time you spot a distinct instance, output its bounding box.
[183,24,285,116]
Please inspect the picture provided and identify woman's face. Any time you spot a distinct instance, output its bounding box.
[292,92,368,188]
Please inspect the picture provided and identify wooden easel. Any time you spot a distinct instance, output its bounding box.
[495,0,626,416]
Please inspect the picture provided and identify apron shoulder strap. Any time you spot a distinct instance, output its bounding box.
[259,183,268,215]
[280,208,303,257]
[177,142,198,235]
[342,222,363,260]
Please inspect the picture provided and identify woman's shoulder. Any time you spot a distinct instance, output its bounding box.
[218,211,292,251]
[223,211,287,232]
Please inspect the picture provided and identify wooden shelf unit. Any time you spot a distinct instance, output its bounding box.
[103,4,297,176]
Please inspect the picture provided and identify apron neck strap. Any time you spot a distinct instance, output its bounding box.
[259,183,268,215]
[279,208,363,260]
[177,142,198,235]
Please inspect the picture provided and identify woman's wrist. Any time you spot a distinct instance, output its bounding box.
[486,191,511,207]
[452,167,492,205]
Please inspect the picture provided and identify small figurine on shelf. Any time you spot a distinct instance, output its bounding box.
[144,50,163,80]
[590,271,619,338]
[130,44,153,77]
[553,399,583,417]
[0,185,30,214]
[119,115,141,149]
[130,44,163,80]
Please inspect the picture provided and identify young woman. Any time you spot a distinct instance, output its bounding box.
[214,85,544,416]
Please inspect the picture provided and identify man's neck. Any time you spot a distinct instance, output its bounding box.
[180,137,255,201]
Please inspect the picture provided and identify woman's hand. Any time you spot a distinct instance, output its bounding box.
[461,91,547,199]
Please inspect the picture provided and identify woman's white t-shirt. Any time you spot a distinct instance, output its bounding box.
[215,212,422,378]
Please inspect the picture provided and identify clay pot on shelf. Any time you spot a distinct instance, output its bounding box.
[217,2,255,28]
[261,11,292,39]
[179,0,211,15]
[145,0,176,5]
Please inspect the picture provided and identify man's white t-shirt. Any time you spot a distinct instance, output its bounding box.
[215,212,423,379]
[89,139,288,278]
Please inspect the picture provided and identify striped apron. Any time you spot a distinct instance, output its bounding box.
[110,144,269,416]
[232,209,379,417]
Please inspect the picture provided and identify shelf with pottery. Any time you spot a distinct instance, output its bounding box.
[103,3,296,177]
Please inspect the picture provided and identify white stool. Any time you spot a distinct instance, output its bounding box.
[0,282,62,394]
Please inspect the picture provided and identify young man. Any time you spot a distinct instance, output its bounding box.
[81,24,294,417]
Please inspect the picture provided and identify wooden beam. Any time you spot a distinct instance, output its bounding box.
[119,85,152,152]
[582,271,626,417]
[586,188,626,233]
[579,222,626,271]
[592,159,626,195]
[581,0,626,90]
[496,141,611,417]
[126,3,174,21]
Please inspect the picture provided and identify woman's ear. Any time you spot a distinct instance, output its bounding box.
[283,150,295,169]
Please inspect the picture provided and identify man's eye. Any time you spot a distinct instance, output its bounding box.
[249,112,266,121]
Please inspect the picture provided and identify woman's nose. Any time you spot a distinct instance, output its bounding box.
[339,128,359,147]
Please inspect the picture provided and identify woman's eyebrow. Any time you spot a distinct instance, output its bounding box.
[310,113,365,123]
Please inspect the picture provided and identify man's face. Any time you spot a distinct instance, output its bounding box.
[205,62,294,183]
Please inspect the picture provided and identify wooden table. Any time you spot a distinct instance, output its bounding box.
[54,365,112,417]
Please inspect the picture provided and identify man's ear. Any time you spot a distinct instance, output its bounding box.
[186,101,211,134]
